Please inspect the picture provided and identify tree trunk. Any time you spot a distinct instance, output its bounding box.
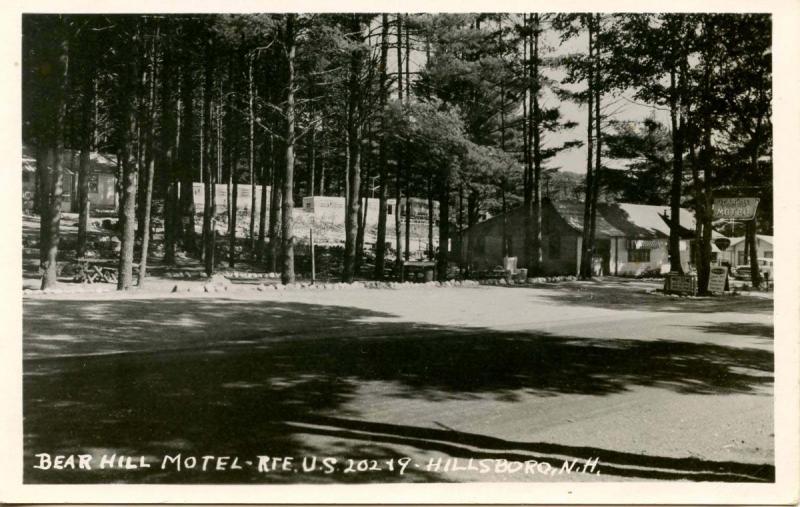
[403,19,412,263]
[76,148,90,259]
[42,145,64,289]
[223,56,238,269]
[437,178,449,282]
[117,133,139,290]
[579,16,595,280]
[308,120,316,197]
[589,26,602,274]
[117,25,143,291]
[229,177,238,269]
[135,114,147,248]
[374,14,390,280]
[696,120,714,296]
[696,19,716,296]
[587,15,603,277]
[281,14,297,285]
[427,175,434,260]
[257,136,270,260]
[688,137,704,276]
[37,146,50,266]
[748,121,763,289]
[404,168,413,263]
[202,51,216,276]
[523,13,533,272]
[139,137,156,284]
[747,219,761,288]
[76,56,95,259]
[465,189,477,278]
[319,158,325,197]
[530,13,543,276]
[405,14,411,101]
[267,137,282,273]
[162,48,178,266]
[458,184,464,273]
[343,15,364,283]
[501,187,508,257]
[178,63,197,255]
[395,12,404,273]
[228,135,240,269]
[356,29,373,277]
[668,64,684,273]
[138,26,159,286]
[40,18,69,290]
[355,149,369,276]
[248,52,257,255]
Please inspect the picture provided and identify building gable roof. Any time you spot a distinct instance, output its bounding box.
[598,202,696,239]
[726,235,773,248]
[22,144,117,175]
[464,199,707,241]
[548,200,625,238]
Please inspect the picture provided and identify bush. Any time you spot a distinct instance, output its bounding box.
[637,267,664,279]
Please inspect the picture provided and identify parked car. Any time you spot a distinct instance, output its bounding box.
[732,258,773,281]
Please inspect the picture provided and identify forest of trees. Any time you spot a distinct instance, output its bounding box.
[24,13,772,294]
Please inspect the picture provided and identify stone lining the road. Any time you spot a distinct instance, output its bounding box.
[643,287,763,299]
[190,279,482,293]
[24,279,482,296]
[479,275,578,285]
[24,286,119,296]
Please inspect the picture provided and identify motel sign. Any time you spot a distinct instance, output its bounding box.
[712,198,760,221]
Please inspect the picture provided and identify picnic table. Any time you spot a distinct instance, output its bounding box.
[402,260,436,282]
[73,258,120,284]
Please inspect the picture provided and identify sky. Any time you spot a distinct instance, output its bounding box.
[389,15,670,174]
[540,27,670,174]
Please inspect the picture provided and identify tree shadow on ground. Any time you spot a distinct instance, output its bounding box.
[531,280,774,315]
[691,322,773,340]
[23,298,773,483]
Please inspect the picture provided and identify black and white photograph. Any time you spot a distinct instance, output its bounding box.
[2,1,799,504]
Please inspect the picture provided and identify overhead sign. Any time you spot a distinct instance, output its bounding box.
[712,198,759,221]
[708,266,728,293]
[714,238,731,251]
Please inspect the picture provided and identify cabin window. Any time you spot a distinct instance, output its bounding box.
[548,235,561,259]
[387,204,393,215]
[627,248,651,263]
[764,250,773,258]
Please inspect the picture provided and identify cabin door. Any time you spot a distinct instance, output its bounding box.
[595,239,611,276]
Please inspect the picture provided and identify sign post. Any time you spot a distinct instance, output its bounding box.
[309,229,315,284]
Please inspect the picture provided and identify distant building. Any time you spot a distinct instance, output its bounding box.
[302,196,440,257]
[460,199,699,276]
[302,196,438,227]
[718,235,773,266]
[191,183,270,216]
[22,144,118,212]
